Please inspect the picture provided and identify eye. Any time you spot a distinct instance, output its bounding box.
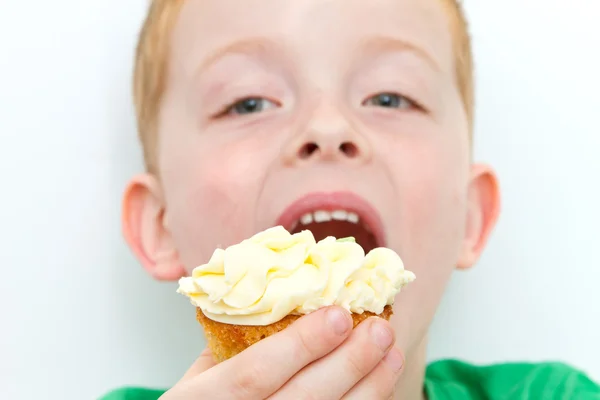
[224,97,278,116]
[363,92,414,110]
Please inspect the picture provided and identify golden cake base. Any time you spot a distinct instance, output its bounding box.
[196,305,393,363]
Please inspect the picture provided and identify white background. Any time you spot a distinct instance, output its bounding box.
[1,1,599,399]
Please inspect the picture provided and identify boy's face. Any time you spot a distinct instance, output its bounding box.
[125,0,499,357]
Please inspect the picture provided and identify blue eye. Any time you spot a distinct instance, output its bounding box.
[364,93,413,109]
[227,97,277,115]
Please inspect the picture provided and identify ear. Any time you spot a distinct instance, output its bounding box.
[121,174,186,281]
[457,164,501,270]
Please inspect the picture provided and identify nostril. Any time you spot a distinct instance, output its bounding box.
[298,142,319,159]
[339,141,359,158]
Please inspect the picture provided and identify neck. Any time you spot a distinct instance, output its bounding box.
[394,335,428,400]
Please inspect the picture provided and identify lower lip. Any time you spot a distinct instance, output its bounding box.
[275,191,386,246]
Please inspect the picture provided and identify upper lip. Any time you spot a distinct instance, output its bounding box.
[275,191,387,247]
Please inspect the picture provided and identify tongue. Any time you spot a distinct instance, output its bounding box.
[291,220,378,253]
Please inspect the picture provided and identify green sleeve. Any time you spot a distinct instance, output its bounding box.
[98,387,166,400]
[425,360,600,399]
[99,361,600,399]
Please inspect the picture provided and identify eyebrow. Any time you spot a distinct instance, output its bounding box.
[195,37,280,74]
[194,35,440,77]
[357,35,441,72]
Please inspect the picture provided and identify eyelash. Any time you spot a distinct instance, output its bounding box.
[362,92,420,111]
[213,92,421,119]
[213,97,280,118]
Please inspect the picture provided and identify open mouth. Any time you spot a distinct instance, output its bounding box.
[276,192,385,253]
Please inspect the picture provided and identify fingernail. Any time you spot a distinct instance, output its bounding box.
[371,320,393,351]
[326,307,351,336]
[385,348,404,373]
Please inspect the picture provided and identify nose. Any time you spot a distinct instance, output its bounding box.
[282,101,372,165]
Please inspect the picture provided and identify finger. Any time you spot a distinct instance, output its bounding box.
[196,306,353,400]
[271,317,395,400]
[342,347,405,399]
[179,347,217,382]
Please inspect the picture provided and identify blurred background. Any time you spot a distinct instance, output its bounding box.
[0,0,598,399]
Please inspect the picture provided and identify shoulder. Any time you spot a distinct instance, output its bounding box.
[98,387,166,400]
[425,359,600,399]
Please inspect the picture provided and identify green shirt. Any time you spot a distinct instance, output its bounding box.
[100,360,600,399]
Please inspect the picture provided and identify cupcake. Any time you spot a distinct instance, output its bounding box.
[177,226,415,363]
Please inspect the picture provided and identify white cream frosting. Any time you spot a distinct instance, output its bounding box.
[177,226,416,326]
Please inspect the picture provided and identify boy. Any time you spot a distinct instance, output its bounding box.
[103,0,600,398]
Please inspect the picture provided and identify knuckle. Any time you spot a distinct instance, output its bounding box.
[291,318,335,360]
[343,327,388,380]
[344,347,375,380]
[290,326,317,361]
[297,325,317,353]
[372,371,396,399]
[276,381,319,400]
[230,361,271,398]
[374,363,399,398]
[295,389,319,400]
[364,319,392,358]
[343,366,396,400]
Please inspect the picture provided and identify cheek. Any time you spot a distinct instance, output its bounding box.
[161,134,270,270]
[386,123,469,260]
[403,160,466,252]
[399,152,466,289]
[386,135,469,349]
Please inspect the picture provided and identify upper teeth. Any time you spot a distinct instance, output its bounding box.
[296,209,360,227]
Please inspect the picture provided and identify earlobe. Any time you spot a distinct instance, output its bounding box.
[121,174,186,281]
[457,164,501,270]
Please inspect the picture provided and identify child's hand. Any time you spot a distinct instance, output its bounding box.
[160,306,404,399]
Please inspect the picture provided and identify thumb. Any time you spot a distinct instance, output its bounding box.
[179,347,217,382]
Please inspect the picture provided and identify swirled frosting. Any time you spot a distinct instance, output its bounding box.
[177,226,415,326]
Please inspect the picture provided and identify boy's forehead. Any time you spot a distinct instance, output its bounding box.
[170,0,454,76]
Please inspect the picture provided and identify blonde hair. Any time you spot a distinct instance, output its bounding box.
[133,0,473,173]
